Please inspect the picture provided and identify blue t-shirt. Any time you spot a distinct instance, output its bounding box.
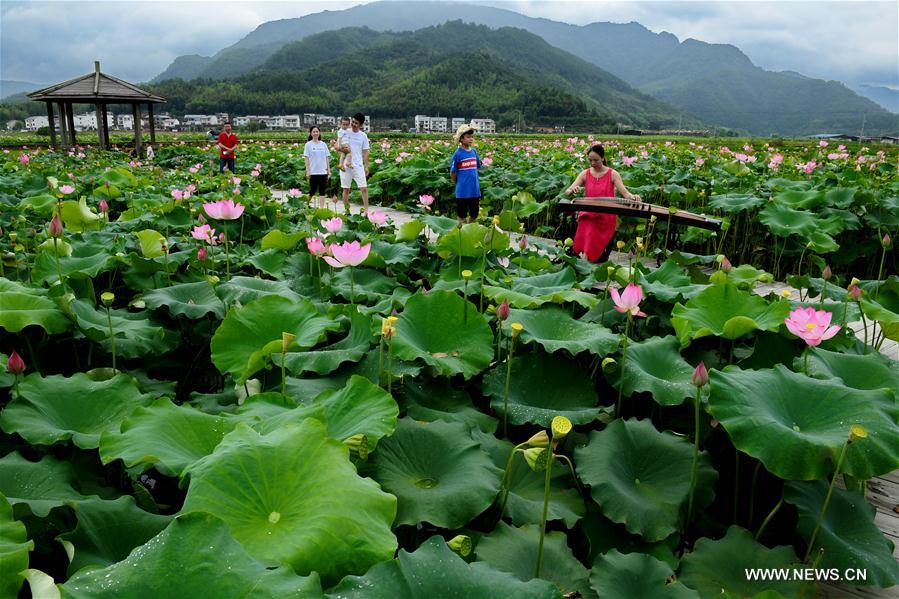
[450,147,481,199]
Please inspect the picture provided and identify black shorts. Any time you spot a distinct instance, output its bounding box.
[309,174,329,196]
[456,197,480,219]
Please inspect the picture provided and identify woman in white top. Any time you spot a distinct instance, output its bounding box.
[303,126,332,203]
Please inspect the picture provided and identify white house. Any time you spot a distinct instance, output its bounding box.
[25,115,49,131]
[6,120,20,131]
[470,118,496,134]
[451,117,466,130]
[183,114,219,126]
[414,115,448,133]
[116,114,133,130]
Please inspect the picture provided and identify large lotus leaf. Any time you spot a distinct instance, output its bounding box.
[330,268,398,302]
[860,295,899,342]
[58,496,172,575]
[326,536,560,599]
[678,526,806,599]
[312,375,398,444]
[366,418,501,528]
[605,336,696,406]
[98,398,238,477]
[802,347,899,393]
[394,219,425,242]
[671,283,791,347]
[400,378,498,433]
[392,290,493,379]
[182,420,396,586]
[476,522,593,598]
[727,264,771,288]
[574,419,717,541]
[261,229,305,251]
[638,261,707,303]
[69,299,178,358]
[1,373,151,450]
[708,193,764,212]
[420,214,460,236]
[143,280,225,319]
[708,366,899,480]
[589,550,699,599]
[60,198,101,232]
[32,246,113,285]
[783,480,899,587]
[244,248,288,277]
[758,203,826,237]
[369,239,420,266]
[0,291,69,334]
[0,453,89,517]
[505,306,619,357]
[483,285,548,309]
[512,267,578,296]
[211,295,339,383]
[134,229,166,258]
[436,222,509,257]
[216,276,303,305]
[280,310,373,375]
[19,192,57,215]
[580,503,679,568]
[482,352,598,427]
[59,513,323,599]
[0,493,32,599]
[773,189,826,210]
[472,429,583,528]
[824,187,858,209]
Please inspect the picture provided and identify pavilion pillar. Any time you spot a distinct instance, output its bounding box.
[46,103,57,150]
[66,103,76,146]
[95,103,106,150]
[101,104,111,147]
[131,103,142,157]
[57,102,69,149]
[148,103,156,144]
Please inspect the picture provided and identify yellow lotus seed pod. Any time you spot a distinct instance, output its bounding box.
[281,332,297,353]
[551,416,573,439]
[447,535,472,557]
[522,447,548,472]
[100,292,115,306]
[526,430,550,448]
[510,322,523,337]
[849,424,868,442]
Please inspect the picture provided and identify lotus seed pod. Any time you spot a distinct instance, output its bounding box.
[526,430,550,448]
[510,322,523,338]
[522,447,548,472]
[849,424,868,442]
[100,292,115,306]
[551,416,572,439]
[281,332,297,353]
[601,357,617,373]
[447,535,472,557]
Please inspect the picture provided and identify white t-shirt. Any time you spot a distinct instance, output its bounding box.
[343,129,370,168]
[303,140,331,175]
[335,127,349,151]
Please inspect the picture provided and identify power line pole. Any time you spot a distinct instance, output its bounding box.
[859,110,867,140]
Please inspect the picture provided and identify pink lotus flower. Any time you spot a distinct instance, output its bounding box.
[231,176,241,185]
[186,184,196,192]
[59,185,75,195]
[784,307,840,347]
[483,157,493,166]
[203,199,244,220]
[621,156,637,167]
[287,188,302,197]
[610,283,647,318]
[251,170,260,177]
[324,240,371,268]
[192,224,218,245]
[306,237,327,256]
[695,158,705,166]
[171,189,184,201]
[18,154,29,164]
[419,194,435,210]
[6,350,25,375]
[321,217,343,234]
[368,211,388,227]
[802,161,817,174]
[819,140,829,147]
[189,166,199,174]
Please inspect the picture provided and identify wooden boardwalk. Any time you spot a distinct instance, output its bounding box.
[278,193,899,597]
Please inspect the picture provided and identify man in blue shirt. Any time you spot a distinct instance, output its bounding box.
[450,123,482,223]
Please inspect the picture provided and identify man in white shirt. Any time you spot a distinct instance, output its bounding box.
[339,112,371,213]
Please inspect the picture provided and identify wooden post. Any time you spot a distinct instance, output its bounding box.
[57,102,69,149]
[101,104,111,147]
[148,103,156,144]
[95,103,106,150]
[46,103,57,150]
[131,103,142,157]
[66,102,76,146]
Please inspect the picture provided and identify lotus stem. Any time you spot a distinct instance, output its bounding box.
[350,266,356,306]
[498,446,525,519]
[803,348,810,375]
[224,232,231,279]
[463,278,469,323]
[756,496,783,540]
[685,383,701,530]
[615,316,632,419]
[874,229,887,298]
[52,237,64,291]
[860,312,869,353]
[819,279,827,309]
[280,349,287,396]
[479,242,487,313]
[804,438,849,562]
[502,333,517,438]
[535,447,553,578]
[105,305,117,374]
[378,336,384,387]
[238,216,245,259]
[496,322,503,362]
[553,454,583,498]
[749,461,762,526]
[387,335,393,395]
[796,244,808,299]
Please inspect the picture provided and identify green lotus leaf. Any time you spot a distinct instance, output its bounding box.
[436,222,509,257]
[244,248,287,277]
[326,536,560,599]
[505,306,619,357]
[773,189,826,210]
[580,503,679,568]
[0,453,90,517]
[32,246,113,285]
[182,420,396,586]
[143,280,225,319]
[0,493,32,599]
[216,276,303,305]
[726,264,771,288]
[783,480,899,588]
[99,166,137,188]
[19,192,57,215]
[589,549,699,599]
[708,366,899,480]
[235,395,324,435]
[1,373,151,449]
[679,526,806,599]
[369,239,419,266]
[280,310,373,375]
[671,283,791,347]
[59,513,323,598]
[0,291,70,334]
[211,295,340,383]
[69,299,178,358]
[58,496,172,575]
[312,375,398,445]
[134,229,166,258]
[473,429,583,527]
[99,398,238,477]
[605,336,696,406]
[399,379,498,433]
[860,295,899,341]
[392,290,493,379]
[261,229,305,251]
[482,352,598,427]
[476,522,593,598]
[708,193,764,212]
[366,418,501,528]
[801,347,899,393]
[38,237,73,256]
[574,419,717,541]
[638,260,707,303]
[824,187,858,208]
[483,285,547,309]
[420,214,460,236]
[758,203,824,237]
[0,354,13,388]
[60,198,101,233]
[395,219,425,242]
[512,267,578,296]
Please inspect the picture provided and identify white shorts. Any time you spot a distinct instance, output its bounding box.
[340,165,367,189]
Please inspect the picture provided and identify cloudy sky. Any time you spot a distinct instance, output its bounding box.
[2,0,896,91]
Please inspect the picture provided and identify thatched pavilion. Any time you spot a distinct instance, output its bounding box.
[27,61,165,155]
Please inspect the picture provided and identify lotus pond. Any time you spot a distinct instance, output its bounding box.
[0,138,897,598]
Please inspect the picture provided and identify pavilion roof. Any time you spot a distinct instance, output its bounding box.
[27,68,165,104]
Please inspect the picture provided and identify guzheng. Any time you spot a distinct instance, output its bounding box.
[557,197,722,231]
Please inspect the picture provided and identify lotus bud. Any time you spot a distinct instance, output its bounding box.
[496,300,510,321]
[616,240,625,250]
[281,332,297,353]
[564,237,573,247]
[519,235,528,251]
[197,247,207,261]
[343,433,370,459]
[492,215,501,226]
[720,256,732,272]
[8,232,16,242]
[197,213,205,224]
[822,265,832,281]
[849,424,868,443]
[849,285,863,300]
[636,237,644,246]
[510,322,523,338]
[601,357,617,372]
[607,266,616,278]
[48,214,63,238]
[6,350,25,375]
[100,292,115,306]
[98,199,109,214]
[522,447,549,472]
[692,362,709,387]
[883,233,892,249]
[848,277,860,288]
[715,254,725,264]
[461,269,473,279]
[525,430,550,448]
[447,535,472,557]
[780,289,791,298]
[551,415,572,439]
[650,214,657,223]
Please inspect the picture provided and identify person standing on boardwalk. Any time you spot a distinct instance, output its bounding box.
[564,144,641,262]
[217,122,238,173]
[339,113,371,213]
[450,123,482,224]
[304,125,332,206]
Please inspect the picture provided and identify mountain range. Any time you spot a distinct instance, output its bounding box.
[152,1,898,136]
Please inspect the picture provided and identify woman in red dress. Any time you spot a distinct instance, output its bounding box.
[564,145,642,262]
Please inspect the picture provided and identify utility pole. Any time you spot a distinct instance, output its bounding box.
[859,110,867,141]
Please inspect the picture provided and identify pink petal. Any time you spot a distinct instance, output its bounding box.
[820,325,840,341]
[609,287,622,308]
[323,256,343,268]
